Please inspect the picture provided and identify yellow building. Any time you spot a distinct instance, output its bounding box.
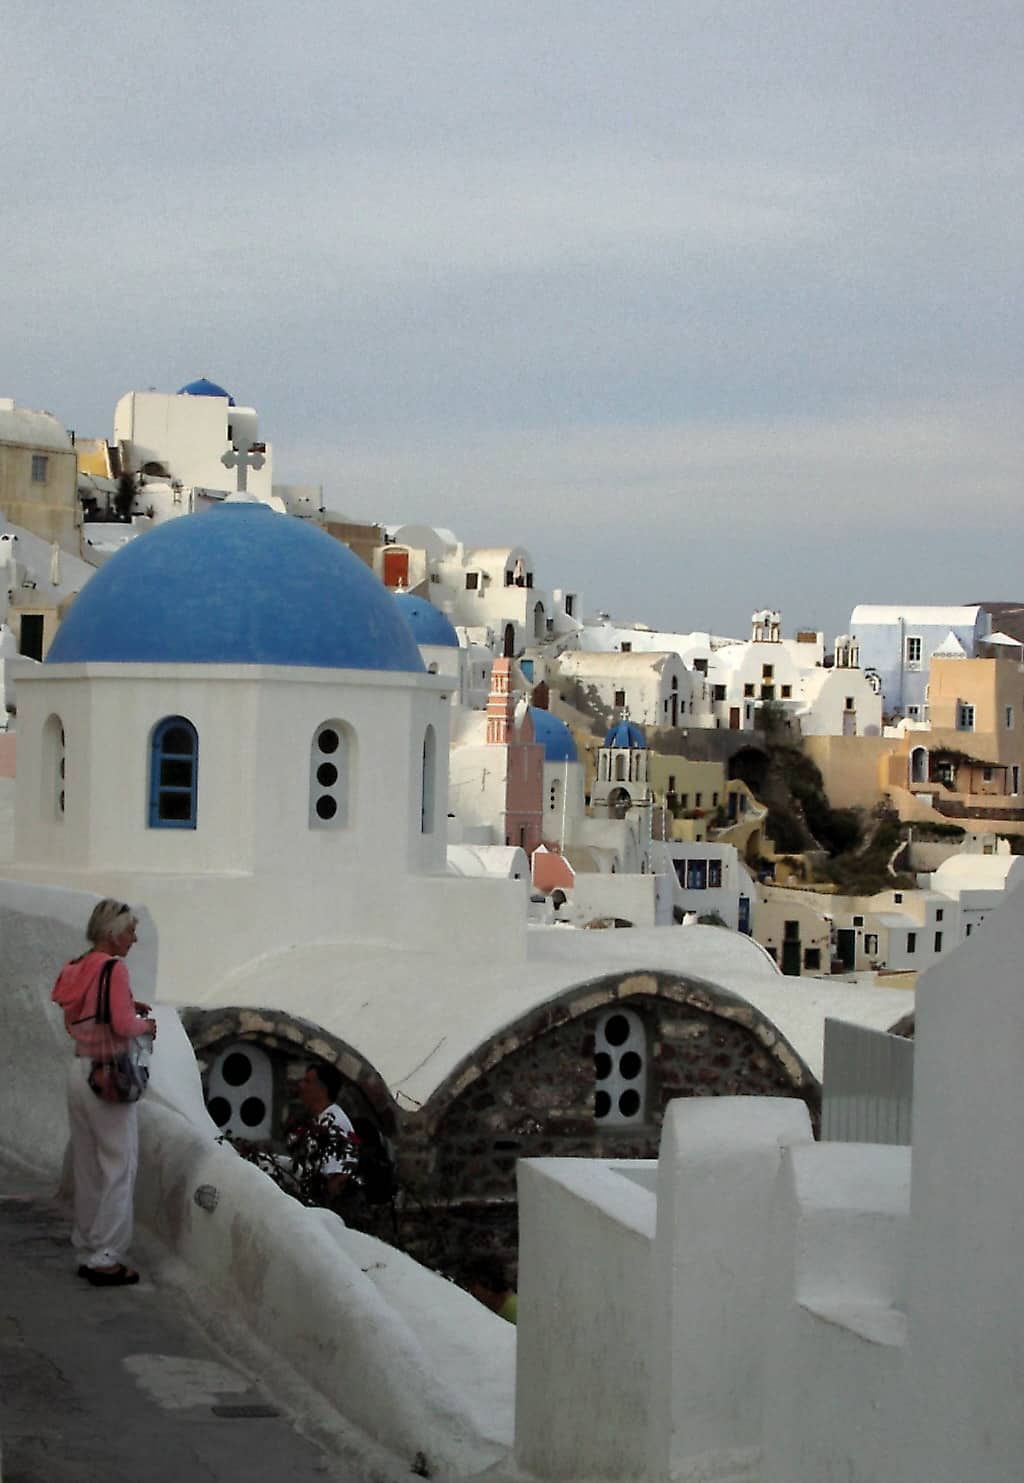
[0,401,80,549]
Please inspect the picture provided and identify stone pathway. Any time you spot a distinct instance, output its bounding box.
[0,1166,355,1483]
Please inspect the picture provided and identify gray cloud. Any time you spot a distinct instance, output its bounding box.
[2,1,1020,637]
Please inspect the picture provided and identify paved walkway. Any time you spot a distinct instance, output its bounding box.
[0,1163,356,1483]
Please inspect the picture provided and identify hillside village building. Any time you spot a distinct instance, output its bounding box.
[850,604,991,718]
[375,524,582,655]
[0,400,81,552]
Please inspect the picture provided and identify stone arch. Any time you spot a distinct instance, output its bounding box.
[421,971,816,1138]
[404,972,817,1275]
[178,1005,400,1136]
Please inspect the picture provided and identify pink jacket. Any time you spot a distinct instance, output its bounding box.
[51,951,150,1059]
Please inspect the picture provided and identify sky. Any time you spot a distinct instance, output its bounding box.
[2,2,1021,639]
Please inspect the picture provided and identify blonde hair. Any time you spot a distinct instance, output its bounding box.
[86,898,137,946]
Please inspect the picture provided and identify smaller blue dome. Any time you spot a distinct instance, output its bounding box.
[604,719,647,748]
[393,593,459,648]
[178,377,235,406]
[530,708,578,764]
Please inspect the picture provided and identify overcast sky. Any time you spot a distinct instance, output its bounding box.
[2,2,1021,638]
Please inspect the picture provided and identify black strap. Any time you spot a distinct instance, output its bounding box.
[94,959,116,1026]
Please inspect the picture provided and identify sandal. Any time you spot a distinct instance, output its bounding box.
[84,1264,140,1287]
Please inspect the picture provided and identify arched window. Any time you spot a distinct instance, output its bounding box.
[421,724,436,834]
[910,746,929,785]
[206,1041,274,1141]
[310,721,353,828]
[148,716,198,828]
[42,713,65,821]
[594,1006,647,1125]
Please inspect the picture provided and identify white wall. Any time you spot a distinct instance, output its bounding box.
[515,1158,655,1480]
[114,392,274,501]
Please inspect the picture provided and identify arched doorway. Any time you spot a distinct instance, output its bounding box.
[910,746,928,784]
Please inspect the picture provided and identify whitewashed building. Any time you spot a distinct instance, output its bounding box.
[850,604,991,719]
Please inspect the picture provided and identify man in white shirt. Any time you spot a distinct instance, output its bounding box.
[297,1063,359,1201]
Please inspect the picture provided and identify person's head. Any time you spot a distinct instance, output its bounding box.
[465,1258,511,1312]
[299,1061,342,1114]
[86,899,138,957]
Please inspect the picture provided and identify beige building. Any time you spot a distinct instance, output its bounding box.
[0,401,80,550]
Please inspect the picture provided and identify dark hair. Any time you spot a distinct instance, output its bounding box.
[309,1062,343,1102]
[464,1257,510,1295]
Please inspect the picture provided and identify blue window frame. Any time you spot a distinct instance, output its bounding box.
[149,716,198,828]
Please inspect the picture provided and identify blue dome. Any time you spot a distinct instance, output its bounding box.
[604,719,647,748]
[393,593,459,648]
[178,377,235,406]
[47,504,425,673]
[530,708,578,763]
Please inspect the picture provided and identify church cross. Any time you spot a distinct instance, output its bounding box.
[221,437,266,494]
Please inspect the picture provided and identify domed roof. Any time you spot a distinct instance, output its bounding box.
[178,377,236,406]
[393,592,459,648]
[530,707,578,763]
[45,504,425,673]
[604,719,647,748]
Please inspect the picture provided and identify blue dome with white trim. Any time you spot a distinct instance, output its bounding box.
[393,593,459,648]
[178,376,235,405]
[604,719,647,748]
[530,708,578,763]
[46,503,425,672]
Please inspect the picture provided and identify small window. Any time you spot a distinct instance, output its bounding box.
[761,685,774,701]
[707,859,722,888]
[614,689,626,707]
[936,908,943,922]
[804,947,821,971]
[1005,706,1014,729]
[148,716,198,828]
[713,684,727,702]
[966,923,972,936]
[310,721,352,828]
[853,914,864,927]
[679,793,689,808]
[694,792,702,807]
[781,684,792,699]
[762,664,774,680]
[907,932,917,953]
[957,703,975,731]
[693,658,708,675]
[743,683,755,697]
[686,859,708,889]
[982,767,993,783]
[421,724,437,833]
[906,636,922,665]
[594,1007,647,1125]
[845,697,854,710]
[934,931,943,952]
[894,892,903,903]
[711,791,719,805]
[620,641,632,653]
[31,454,48,483]
[465,572,478,590]
[667,775,676,791]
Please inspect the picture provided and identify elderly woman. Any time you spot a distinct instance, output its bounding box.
[51,899,157,1287]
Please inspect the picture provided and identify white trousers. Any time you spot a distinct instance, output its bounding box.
[67,1058,139,1268]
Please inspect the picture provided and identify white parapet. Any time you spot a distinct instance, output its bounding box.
[515,1157,657,1480]
[648,1097,813,1483]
